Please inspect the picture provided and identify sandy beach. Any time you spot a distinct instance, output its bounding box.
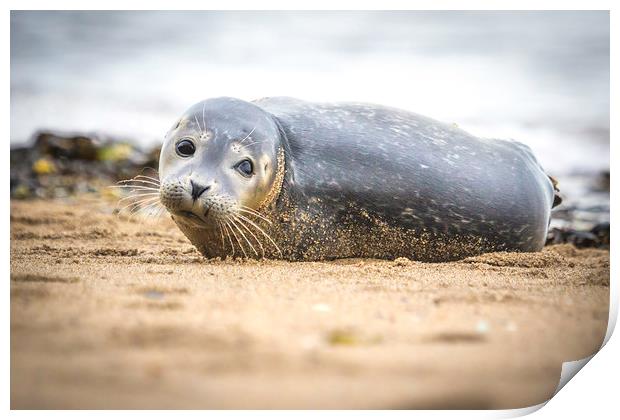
[9,9,611,411]
[10,196,609,409]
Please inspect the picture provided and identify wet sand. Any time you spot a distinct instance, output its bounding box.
[10,197,609,409]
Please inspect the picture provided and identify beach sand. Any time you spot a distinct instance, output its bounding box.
[10,197,610,409]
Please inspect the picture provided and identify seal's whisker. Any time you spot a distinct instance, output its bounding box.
[110,185,159,191]
[117,195,160,211]
[236,210,273,226]
[118,190,160,197]
[144,204,164,220]
[240,140,264,148]
[235,213,282,256]
[115,183,160,191]
[118,178,160,188]
[229,217,254,256]
[194,115,203,134]
[129,201,161,222]
[238,126,256,145]
[229,217,259,257]
[216,220,226,249]
[118,196,160,214]
[222,221,236,257]
[117,179,160,187]
[127,179,160,188]
[223,223,234,256]
[119,190,161,196]
[140,166,160,175]
[119,202,159,223]
[136,198,164,210]
[110,187,160,195]
[117,192,161,204]
[225,218,248,258]
[233,215,265,258]
[143,206,162,219]
[236,206,273,225]
[133,175,161,184]
[237,204,266,213]
[131,202,159,214]
[117,187,160,196]
[126,196,159,204]
[202,102,207,135]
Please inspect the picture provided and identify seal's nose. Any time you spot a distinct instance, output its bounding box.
[190,180,210,201]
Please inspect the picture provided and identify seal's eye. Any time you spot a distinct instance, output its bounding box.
[235,159,253,177]
[176,139,196,157]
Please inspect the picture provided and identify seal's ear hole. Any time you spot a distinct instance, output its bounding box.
[174,120,180,130]
[264,163,269,172]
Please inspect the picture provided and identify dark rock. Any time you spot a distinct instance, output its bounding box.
[34,131,99,161]
[10,146,34,166]
[591,222,610,246]
[546,228,566,246]
[593,170,610,192]
[9,128,165,200]
[547,227,603,249]
[566,230,600,248]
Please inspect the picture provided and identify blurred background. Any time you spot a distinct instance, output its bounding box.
[10,11,610,239]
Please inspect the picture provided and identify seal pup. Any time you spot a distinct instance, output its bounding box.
[156,97,560,262]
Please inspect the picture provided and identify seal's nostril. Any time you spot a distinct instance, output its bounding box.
[190,180,210,200]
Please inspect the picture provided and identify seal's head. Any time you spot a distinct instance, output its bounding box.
[158,97,284,232]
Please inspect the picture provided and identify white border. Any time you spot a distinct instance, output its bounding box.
[4,1,616,418]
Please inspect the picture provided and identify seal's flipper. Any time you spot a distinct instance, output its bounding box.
[548,175,562,208]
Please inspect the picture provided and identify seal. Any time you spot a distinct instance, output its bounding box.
[157,96,560,262]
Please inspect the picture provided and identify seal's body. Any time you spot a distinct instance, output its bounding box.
[158,97,558,261]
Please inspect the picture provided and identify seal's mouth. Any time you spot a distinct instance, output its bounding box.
[179,210,203,221]
[175,208,211,227]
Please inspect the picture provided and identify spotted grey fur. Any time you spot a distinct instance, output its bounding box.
[159,96,559,262]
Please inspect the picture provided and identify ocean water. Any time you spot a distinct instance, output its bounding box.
[10,11,610,225]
